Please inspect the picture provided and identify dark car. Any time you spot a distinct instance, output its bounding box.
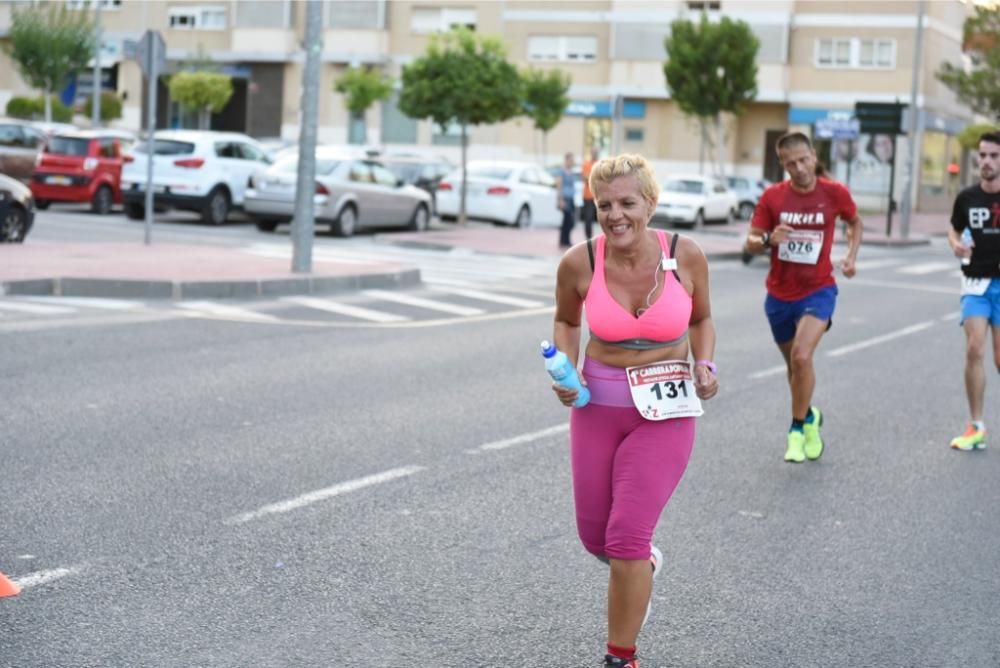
[379,154,452,213]
[31,131,133,214]
[0,118,45,184]
[0,172,36,242]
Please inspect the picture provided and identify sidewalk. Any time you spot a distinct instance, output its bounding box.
[0,211,944,300]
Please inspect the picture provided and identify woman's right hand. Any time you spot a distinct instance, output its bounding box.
[551,380,586,407]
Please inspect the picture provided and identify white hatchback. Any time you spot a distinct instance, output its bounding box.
[655,174,738,228]
[121,130,271,225]
[435,160,561,227]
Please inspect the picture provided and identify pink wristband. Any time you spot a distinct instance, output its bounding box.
[695,360,717,374]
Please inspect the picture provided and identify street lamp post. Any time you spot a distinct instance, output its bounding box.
[91,0,102,128]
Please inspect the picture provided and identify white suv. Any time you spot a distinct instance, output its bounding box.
[121,130,270,225]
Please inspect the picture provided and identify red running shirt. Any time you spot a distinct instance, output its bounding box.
[751,178,857,302]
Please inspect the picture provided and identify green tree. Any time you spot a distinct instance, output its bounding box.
[399,27,522,224]
[82,91,123,123]
[521,68,571,164]
[664,15,759,177]
[958,123,1000,151]
[5,4,95,123]
[334,67,393,145]
[937,5,1000,119]
[168,71,233,129]
[5,96,72,122]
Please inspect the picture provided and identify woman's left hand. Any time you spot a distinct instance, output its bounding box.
[694,364,718,400]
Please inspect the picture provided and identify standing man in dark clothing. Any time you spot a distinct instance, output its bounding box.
[581,146,599,240]
[947,131,1000,451]
[556,152,577,248]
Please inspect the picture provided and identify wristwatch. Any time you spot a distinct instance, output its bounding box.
[761,232,771,248]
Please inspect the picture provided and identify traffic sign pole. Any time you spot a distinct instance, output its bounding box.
[144,36,156,245]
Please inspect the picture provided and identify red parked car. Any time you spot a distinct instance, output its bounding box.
[30,131,133,214]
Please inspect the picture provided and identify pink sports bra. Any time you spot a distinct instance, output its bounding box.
[584,230,692,350]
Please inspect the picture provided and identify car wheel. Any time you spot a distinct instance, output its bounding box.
[254,219,279,232]
[514,204,531,228]
[739,201,755,220]
[408,204,430,232]
[124,202,145,220]
[0,205,29,242]
[202,187,230,225]
[331,204,357,237]
[35,199,50,210]
[91,185,113,215]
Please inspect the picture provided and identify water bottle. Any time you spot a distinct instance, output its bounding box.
[541,340,590,408]
[961,227,974,266]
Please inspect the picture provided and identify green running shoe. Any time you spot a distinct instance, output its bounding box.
[784,430,806,463]
[803,406,824,460]
[950,424,986,451]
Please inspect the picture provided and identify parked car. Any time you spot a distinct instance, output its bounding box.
[655,174,738,228]
[725,175,769,220]
[0,118,45,183]
[30,131,132,214]
[378,153,452,213]
[244,147,432,237]
[120,130,271,225]
[0,172,35,242]
[436,160,561,227]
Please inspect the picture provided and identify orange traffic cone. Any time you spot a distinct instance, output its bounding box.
[0,570,21,597]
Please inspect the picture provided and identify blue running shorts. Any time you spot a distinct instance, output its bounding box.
[764,285,838,344]
[960,278,1000,326]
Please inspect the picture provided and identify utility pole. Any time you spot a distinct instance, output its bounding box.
[91,0,102,128]
[291,0,323,273]
[899,0,926,240]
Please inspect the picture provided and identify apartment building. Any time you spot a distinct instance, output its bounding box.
[0,0,977,212]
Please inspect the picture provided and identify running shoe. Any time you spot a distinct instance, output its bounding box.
[604,655,639,668]
[641,545,663,629]
[950,424,986,451]
[803,406,824,460]
[784,430,806,463]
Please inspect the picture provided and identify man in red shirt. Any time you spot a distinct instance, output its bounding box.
[743,132,863,463]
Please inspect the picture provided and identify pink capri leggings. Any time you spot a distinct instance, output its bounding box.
[570,357,696,561]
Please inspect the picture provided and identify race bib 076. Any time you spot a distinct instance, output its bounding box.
[625,360,703,421]
[778,230,823,265]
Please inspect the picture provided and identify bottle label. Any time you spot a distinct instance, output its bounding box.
[625,359,703,421]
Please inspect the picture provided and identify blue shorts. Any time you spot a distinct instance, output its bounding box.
[764,285,838,344]
[960,278,1000,326]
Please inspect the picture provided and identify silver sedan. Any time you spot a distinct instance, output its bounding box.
[245,150,432,237]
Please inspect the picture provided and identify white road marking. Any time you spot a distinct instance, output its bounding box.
[281,296,410,322]
[436,288,545,308]
[422,276,479,287]
[852,258,905,271]
[362,289,485,316]
[896,262,956,275]
[940,311,961,322]
[826,321,936,358]
[177,301,280,322]
[13,566,81,589]
[848,278,957,295]
[748,364,787,380]
[0,300,76,315]
[17,296,144,310]
[226,465,426,525]
[468,424,569,453]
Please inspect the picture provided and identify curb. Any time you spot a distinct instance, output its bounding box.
[0,268,422,300]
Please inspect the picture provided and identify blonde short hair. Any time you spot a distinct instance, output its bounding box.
[588,153,660,204]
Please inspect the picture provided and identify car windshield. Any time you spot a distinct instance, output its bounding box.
[467,165,513,179]
[133,140,196,156]
[664,179,705,194]
[383,162,422,182]
[273,156,341,176]
[46,136,90,156]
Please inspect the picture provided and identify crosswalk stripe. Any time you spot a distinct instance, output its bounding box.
[177,301,280,322]
[435,288,545,308]
[853,258,905,270]
[422,276,480,287]
[17,296,144,310]
[0,301,76,315]
[362,289,485,316]
[897,262,956,275]
[281,296,410,322]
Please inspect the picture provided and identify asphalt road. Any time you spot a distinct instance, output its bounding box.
[2,211,998,668]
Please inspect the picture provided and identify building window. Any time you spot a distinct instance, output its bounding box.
[816,38,896,69]
[410,7,476,34]
[169,5,227,30]
[66,0,122,8]
[686,1,720,10]
[528,35,598,63]
[625,128,644,142]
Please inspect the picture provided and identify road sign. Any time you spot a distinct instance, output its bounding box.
[134,30,166,80]
[855,102,906,135]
